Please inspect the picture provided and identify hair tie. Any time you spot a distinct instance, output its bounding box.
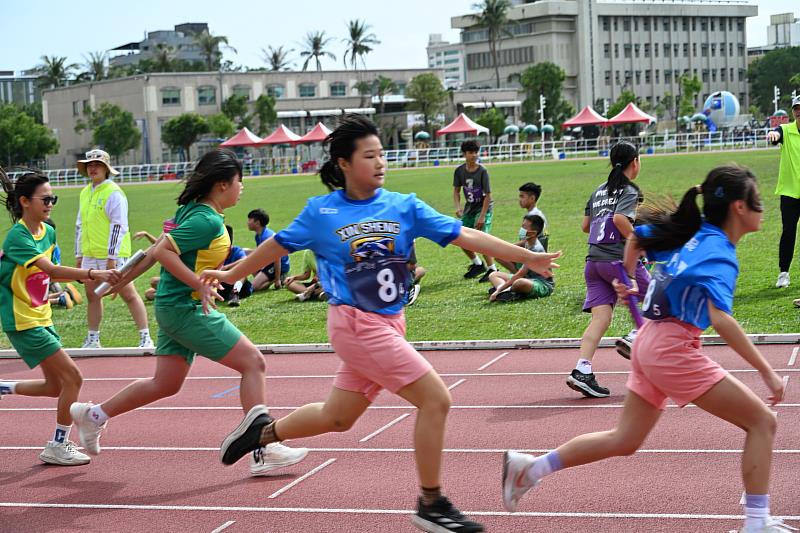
[714,186,725,199]
[614,162,622,168]
[694,185,702,194]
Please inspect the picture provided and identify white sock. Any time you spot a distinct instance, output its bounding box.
[139,328,151,337]
[471,256,483,266]
[0,381,18,394]
[54,424,71,443]
[575,359,592,374]
[233,280,243,292]
[487,264,498,271]
[744,494,769,530]
[88,330,100,340]
[88,405,109,425]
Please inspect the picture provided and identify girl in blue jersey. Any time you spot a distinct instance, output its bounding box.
[502,165,790,533]
[200,114,560,533]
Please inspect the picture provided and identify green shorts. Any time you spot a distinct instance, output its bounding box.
[461,210,493,234]
[6,326,62,369]
[524,278,555,299]
[154,305,242,365]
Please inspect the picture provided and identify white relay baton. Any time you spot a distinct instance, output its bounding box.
[94,249,148,296]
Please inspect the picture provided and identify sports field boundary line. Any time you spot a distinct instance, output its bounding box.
[2,333,798,359]
[0,502,797,521]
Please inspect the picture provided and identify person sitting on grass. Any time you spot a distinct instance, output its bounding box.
[406,240,426,306]
[246,208,289,292]
[217,225,252,307]
[284,250,326,302]
[135,219,179,302]
[488,215,554,302]
[43,219,82,309]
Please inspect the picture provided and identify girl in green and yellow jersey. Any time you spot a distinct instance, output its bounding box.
[0,168,120,466]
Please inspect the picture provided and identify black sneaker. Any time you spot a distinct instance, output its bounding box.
[228,292,241,307]
[411,496,484,533]
[495,290,524,302]
[566,369,610,398]
[487,287,497,295]
[464,263,486,279]
[614,330,637,360]
[219,404,274,465]
[477,268,495,283]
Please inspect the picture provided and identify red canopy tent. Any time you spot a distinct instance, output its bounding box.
[435,113,489,136]
[297,122,332,144]
[257,124,302,145]
[219,127,263,147]
[562,106,608,128]
[605,102,656,125]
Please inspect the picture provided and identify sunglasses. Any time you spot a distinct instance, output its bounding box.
[32,196,58,206]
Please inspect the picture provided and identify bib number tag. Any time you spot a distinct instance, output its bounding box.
[588,212,620,244]
[345,256,409,312]
[642,264,673,320]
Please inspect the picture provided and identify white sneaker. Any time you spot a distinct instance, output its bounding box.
[777,272,790,288]
[138,333,154,350]
[295,292,310,302]
[731,517,799,532]
[81,336,101,349]
[39,440,91,466]
[249,442,309,476]
[407,284,421,306]
[615,329,637,360]
[70,402,106,455]
[502,450,539,512]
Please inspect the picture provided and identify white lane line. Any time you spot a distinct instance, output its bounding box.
[789,347,798,367]
[447,379,467,391]
[210,520,235,533]
[359,413,412,442]
[268,458,336,499]
[477,352,510,371]
[0,502,797,521]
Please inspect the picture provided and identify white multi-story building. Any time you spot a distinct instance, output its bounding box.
[749,12,800,62]
[110,23,216,68]
[0,70,39,106]
[427,34,466,89]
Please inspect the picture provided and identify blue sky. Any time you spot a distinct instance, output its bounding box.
[1,0,796,73]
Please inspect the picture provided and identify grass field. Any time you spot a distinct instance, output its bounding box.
[1,148,793,349]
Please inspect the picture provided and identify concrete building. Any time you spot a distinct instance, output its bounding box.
[426,34,466,89]
[748,12,800,63]
[0,70,39,106]
[42,69,436,168]
[110,23,215,68]
[451,0,757,112]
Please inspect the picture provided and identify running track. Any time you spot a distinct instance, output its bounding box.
[1,345,798,532]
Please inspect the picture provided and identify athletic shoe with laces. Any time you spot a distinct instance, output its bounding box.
[70,402,106,455]
[730,517,799,532]
[64,283,82,304]
[220,404,274,465]
[138,332,154,350]
[776,272,790,288]
[463,263,486,279]
[566,369,610,398]
[58,292,74,309]
[502,450,539,512]
[39,440,91,466]
[250,442,309,476]
[477,269,495,283]
[406,284,421,306]
[615,329,637,360]
[495,290,524,302]
[228,292,241,307]
[411,495,484,533]
[81,336,101,349]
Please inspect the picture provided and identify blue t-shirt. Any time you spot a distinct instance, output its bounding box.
[225,245,246,266]
[275,188,462,314]
[635,222,738,330]
[255,227,290,272]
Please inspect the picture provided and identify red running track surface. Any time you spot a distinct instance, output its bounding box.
[0,344,798,532]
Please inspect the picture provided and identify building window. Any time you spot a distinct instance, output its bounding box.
[643,17,650,31]
[602,17,609,31]
[625,70,632,82]
[702,43,709,57]
[614,43,619,58]
[663,43,670,57]
[644,43,650,58]
[655,44,659,58]
[682,17,688,31]
[729,43,733,56]
[329,82,346,97]
[737,43,745,56]
[266,84,284,98]
[674,43,679,56]
[692,43,697,56]
[623,17,630,31]
[615,71,621,84]
[683,43,689,57]
[710,18,715,31]
[711,69,717,82]
[663,17,670,31]
[72,101,80,117]
[702,70,709,82]
[299,83,316,98]
[721,68,727,82]
[645,70,651,83]
[198,86,216,106]
[737,18,744,31]
[730,67,734,80]
[634,18,639,32]
[613,17,618,31]
[624,44,632,58]
[161,87,181,106]
[232,85,250,100]
[82,100,89,113]
[634,44,640,58]
[635,71,641,85]
[701,18,707,31]
[604,43,610,58]
[395,82,406,95]
[655,70,660,83]
[605,70,611,86]
[738,68,746,81]
[665,70,672,83]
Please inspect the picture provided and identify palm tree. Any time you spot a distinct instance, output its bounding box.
[469,0,514,89]
[342,19,380,70]
[194,30,237,71]
[83,51,108,81]
[374,76,397,116]
[299,31,336,72]
[262,45,294,71]
[354,81,372,108]
[35,55,78,88]
[153,43,176,72]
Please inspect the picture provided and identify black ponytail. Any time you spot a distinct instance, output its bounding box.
[319,113,380,192]
[178,148,242,205]
[0,166,49,223]
[606,141,640,196]
[636,164,759,252]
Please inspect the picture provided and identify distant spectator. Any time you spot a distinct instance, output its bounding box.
[246,208,289,291]
[488,215,554,302]
[217,225,253,307]
[285,250,326,302]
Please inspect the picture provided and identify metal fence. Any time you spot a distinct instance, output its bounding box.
[7,128,775,186]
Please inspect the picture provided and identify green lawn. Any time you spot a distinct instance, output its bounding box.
[2,149,793,348]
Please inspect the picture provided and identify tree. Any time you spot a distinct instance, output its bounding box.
[374,75,397,116]
[161,113,209,161]
[748,47,800,114]
[253,94,277,136]
[194,30,236,71]
[406,73,448,129]
[82,51,107,81]
[791,73,800,88]
[262,45,294,71]
[0,104,59,165]
[221,94,251,129]
[606,89,637,119]
[207,113,236,140]
[354,81,372,108]
[678,74,702,117]
[468,0,513,89]
[34,55,78,88]
[342,19,380,70]
[516,62,575,130]
[152,43,176,72]
[300,31,336,71]
[74,103,140,162]
[475,107,506,144]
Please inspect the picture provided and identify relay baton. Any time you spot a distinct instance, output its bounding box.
[94,249,147,296]
[613,261,644,329]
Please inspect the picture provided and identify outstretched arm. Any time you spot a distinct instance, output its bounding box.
[451,227,559,278]
[201,236,289,285]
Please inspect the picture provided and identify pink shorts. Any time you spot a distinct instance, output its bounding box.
[327,304,433,402]
[627,319,728,409]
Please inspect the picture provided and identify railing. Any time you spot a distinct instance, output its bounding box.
[7,128,774,186]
